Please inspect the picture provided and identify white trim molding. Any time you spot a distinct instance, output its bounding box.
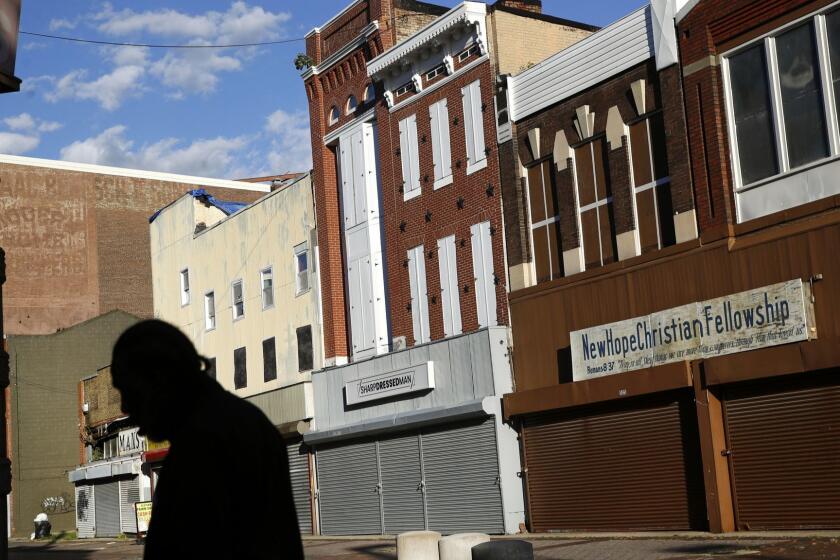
[0,154,269,192]
[301,21,380,80]
[367,1,487,78]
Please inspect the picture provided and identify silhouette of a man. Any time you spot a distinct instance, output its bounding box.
[111,320,304,559]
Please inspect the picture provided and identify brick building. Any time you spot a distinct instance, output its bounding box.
[0,155,267,336]
[300,0,593,536]
[499,0,840,533]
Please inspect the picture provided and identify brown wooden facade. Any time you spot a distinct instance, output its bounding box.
[501,0,840,533]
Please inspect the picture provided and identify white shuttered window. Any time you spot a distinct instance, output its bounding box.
[462,80,487,175]
[407,245,430,345]
[399,114,421,200]
[470,221,497,328]
[429,99,453,188]
[437,235,462,337]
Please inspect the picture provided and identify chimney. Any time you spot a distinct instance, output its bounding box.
[494,0,542,14]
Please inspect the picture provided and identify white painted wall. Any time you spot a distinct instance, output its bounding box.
[150,175,322,422]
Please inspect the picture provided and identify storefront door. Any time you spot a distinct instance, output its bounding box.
[379,433,425,534]
[75,485,95,538]
[93,480,120,537]
[316,440,382,535]
[723,372,840,529]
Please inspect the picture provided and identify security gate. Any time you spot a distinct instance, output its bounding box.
[287,440,313,535]
[315,418,503,535]
[75,485,95,538]
[93,480,120,537]
[724,374,840,529]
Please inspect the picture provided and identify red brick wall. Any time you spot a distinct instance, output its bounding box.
[0,162,263,336]
[677,0,824,234]
[376,60,510,345]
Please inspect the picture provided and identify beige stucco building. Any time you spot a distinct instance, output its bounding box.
[149,173,322,433]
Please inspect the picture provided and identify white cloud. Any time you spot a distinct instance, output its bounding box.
[60,125,251,178]
[150,48,240,95]
[3,113,63,134]
[49,18,78,31]
[0,132,40,155]
[95,2,290,44]
[263,109,312,174]
[108,46,150,67]
[46,65,145,111]
[22,41,47,51]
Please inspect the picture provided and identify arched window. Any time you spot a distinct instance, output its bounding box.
[363,83,376,103]
[346,95,358,114]
[328,105,339,125]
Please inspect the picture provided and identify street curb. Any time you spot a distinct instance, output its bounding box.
[302,531,840,541]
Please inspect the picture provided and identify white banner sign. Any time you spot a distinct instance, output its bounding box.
[118,427,146,457]
[345,362,435,405]
[571,279,815,381]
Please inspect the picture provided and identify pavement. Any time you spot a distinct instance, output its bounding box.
[7,534,840,559]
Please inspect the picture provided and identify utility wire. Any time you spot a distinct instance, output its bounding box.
[19,30,305,48]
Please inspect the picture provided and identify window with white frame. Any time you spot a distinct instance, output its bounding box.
[232,279,244,319]
[526,161,563,282]
[429,98,453,188]
[260,267,274,309]
[574,137,617,270]
[399,114,421,200]
[179,269,190,306]
[462,80,487,174]
[295,243,309,294]
[458,43,480,63]
[426,64,446,81]
[723,10,840,189]
[407,244,430,345]
[395,82,413,97]
[204,291,216,330]
[363,83,376,103]
[328,105,339,125]
[629,112,675,253]
[437,235,462,337]
[346,95,358,114]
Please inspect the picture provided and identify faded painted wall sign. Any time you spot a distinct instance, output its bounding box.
[571,279,816,381]
[118,427,146,457]
[345,362,435,405]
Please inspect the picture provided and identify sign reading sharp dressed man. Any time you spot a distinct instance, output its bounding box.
[571,279,816,381]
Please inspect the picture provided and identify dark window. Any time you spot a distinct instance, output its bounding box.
[206,357,216,380]
[263,337,277,382]
[527,162,562,283]
[729,45,779,184]
[827,10,840,130]
[234,347,247,389]
[297,325,313,372]
[574,138,617,270]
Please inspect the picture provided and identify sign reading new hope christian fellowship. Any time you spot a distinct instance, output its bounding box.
[571,279,816,381]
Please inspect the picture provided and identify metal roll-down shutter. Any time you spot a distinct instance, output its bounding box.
[724,373,840,529]
[522,392,706,531]
[316,440,382,535]
[119,476,140,534]
[75,484,95,538]
[94,480,121,537]
[379,433,425,534]
[287,440,313,535]
[422,419,504,534]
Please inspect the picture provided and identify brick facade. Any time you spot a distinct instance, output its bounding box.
[501,58,693,270]
[0,161,264,336]
[676,0,827,235]
[377,60,510,344]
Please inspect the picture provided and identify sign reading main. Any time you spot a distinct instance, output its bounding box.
[571,279,815,381]
[345,362,435,405]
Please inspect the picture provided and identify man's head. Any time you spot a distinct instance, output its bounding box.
[111,320,207,441]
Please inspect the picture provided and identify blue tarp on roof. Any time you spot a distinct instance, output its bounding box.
[149,188,248,223]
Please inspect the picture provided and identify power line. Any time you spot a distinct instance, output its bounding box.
[19,30,305,49]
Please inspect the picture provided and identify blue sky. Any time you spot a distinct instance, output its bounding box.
[3,1,643,179]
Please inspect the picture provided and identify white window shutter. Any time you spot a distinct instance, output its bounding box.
[399,115,420,197]
[470,81,486,164]
[408,245,430,344]
[430,99,452,187]
[430,102,442,181]
[339,143,356,226]
[462,83,476,166]
[408,114,421,193]
[360,256,376,348]
[470,221,497,328]
[352,129,367,221]
[348,260,365,354]
[399,118,412,194]
[437,235,461,337]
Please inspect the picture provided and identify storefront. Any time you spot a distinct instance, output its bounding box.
[305,327,524,535]
[69,454,150,538]
[503,218,840,532]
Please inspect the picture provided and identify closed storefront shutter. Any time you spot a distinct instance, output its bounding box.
[75,485,95,538]
[287,440,312,535]
[422,419,504,534]
[94,480,121,537]
[317,440,382,535]
[119,476,140,534]
[379,433,425,534]
[724,374,840,529]
[523,392,706,531]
